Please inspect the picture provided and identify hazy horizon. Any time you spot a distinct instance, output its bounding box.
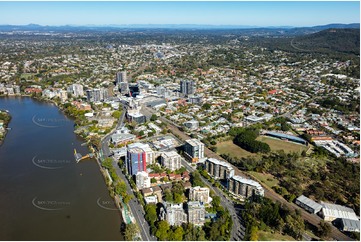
[0,1,359,27]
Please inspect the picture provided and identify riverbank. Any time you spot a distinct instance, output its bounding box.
[0,109,11,146]
[28,95,128,226]
[0,97,123,240]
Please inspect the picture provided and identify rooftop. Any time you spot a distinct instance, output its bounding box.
[231,175,263,190]
[296,195,323,211]
[185,138,204,147]
[265,131,307,143]
[321,202,359,220]
[206,158,234,170]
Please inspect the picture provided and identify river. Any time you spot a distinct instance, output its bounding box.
[0,96,124,240]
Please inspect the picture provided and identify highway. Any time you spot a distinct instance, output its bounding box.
[100,103,156,241]
[142,105,353,241]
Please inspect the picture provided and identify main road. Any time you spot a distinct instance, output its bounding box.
[141,106,244,241]
[142,105,352,241]
[100,103,156,241]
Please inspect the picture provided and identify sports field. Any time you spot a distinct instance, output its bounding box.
[256,135,308,154]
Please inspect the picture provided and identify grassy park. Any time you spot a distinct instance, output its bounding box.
[216,140,256,159]
[257,231,295,241]
[248,171,279,189]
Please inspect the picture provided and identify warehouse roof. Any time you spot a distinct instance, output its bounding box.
[321,202,359,220]
[296,195,322,211]
[340,218,360,232]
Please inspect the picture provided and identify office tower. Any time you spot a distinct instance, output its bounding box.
[180,80,195,96]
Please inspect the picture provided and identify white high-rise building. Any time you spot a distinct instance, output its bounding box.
[187,201,206,226]
[68,84,84,97]
[136,171,151,189]
[189,186,210,204]
[164,203,187,226]
[160,150,182,171]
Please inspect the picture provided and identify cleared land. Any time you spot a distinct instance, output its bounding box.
[248,171,279,189]
[256,136,308,153]
[258,231,295,241]
[216,140,256,159]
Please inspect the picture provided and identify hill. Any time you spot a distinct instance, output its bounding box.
[290,28,360,55]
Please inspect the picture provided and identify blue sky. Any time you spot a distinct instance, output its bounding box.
[0,1,359,27]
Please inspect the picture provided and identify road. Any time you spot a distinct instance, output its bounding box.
[100,104,156,241]
[141,106,244,240]
[181,158,245,240]
[142,106,353,241]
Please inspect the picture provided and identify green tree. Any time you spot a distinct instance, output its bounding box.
[123,194,133,204]
[145,204,157,224]
[102,158,113,169]
[172,226,184,241]
[114,180,127,196]
[197,228,206,241]
[123,223,139,240]
[155,221,170,241]
[249,225,258,241]
[164,189,173,202]
[318,220,332,238]
[150,114,158,121]
[174,193,184,204]
[112,110,122,119]
[212,196,221,210]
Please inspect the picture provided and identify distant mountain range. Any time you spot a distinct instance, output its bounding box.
[0,23,359,32]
